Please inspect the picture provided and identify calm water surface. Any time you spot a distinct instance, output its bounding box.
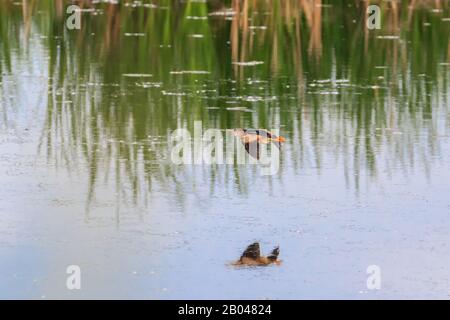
[0,0,449,299]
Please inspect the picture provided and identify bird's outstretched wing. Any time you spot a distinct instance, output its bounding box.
[241,242,261,260]
[244,141,261,159]
[268,246,280,261]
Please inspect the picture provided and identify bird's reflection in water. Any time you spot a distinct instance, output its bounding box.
[232,242,282,267]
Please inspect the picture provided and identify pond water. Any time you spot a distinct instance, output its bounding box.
[0,0,449,299]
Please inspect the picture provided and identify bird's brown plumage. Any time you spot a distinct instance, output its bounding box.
[232,242,282,266]
[233,129,286,144]
[233,129,286,160]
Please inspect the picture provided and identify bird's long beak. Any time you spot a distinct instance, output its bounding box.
[270,136,286,143]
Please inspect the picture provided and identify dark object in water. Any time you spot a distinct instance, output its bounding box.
[233,242,282,266]
[233,128,286,159]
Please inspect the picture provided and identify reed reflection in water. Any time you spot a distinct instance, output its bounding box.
[0,0,449,299]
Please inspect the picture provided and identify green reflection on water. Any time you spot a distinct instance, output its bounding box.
[0,0,449,217]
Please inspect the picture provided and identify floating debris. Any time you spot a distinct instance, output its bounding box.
[249,26,267,30]
[226,107,254,112]
[232,61,264,66]
[317,91,339,95]
[82,82,119,87]
[188,34,204,38]
[376,35,400,39]
[124,1,157,8]
[135,82,162,88]
[170,70,210,75]
[241,95,276,102]
[161,91,188,96]
[122,73,152,77]
[316,79,331,83]
[209,9,236,16]
[186,16,208,20]
[95,0,119,4]
[142,3,158,9]
[124,33,145,37]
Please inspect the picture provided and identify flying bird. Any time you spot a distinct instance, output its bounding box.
[233,129,286,159]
